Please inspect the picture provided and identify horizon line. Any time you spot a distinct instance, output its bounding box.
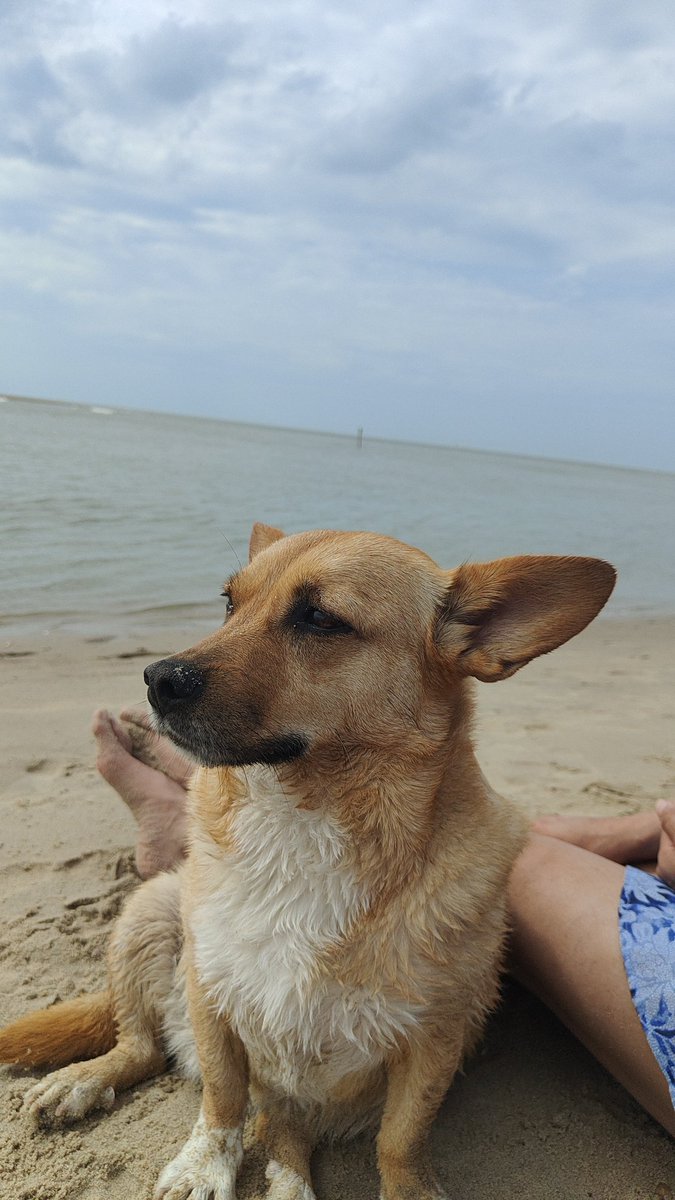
[2,390,672,480]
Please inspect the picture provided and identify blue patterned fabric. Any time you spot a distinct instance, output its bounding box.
[619,865,675,1107]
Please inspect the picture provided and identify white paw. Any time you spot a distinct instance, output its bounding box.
[265,1160,316,1200]
[154,1114,243,1200]
[24,1068,115,1126]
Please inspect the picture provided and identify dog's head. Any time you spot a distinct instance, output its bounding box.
[144,523,616,768]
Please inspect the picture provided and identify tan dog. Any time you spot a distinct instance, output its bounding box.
[0,525,615,1200]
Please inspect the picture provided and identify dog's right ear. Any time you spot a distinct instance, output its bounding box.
[249,522,286,561]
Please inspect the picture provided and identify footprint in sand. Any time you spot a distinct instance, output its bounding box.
[24,758,49,773]
[643,754,675,768]
[582,781,639,799]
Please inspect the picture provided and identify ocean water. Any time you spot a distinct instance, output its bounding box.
[1,397,675,637]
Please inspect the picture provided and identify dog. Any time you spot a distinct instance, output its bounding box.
[0,524,615,1200]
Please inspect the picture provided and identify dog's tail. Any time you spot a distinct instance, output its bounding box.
[0,992,116,1068]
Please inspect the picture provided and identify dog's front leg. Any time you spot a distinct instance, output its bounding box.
[377,1026,465,1200]
[155,963,248,1200]
[254,1100,317,1200]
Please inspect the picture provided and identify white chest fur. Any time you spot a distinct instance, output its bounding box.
[188,771,418,1103]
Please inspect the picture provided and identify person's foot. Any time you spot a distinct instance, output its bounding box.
[93,708,192,879]
[531,810,660,865]
[656,801,675,888]
[118,705,194,787]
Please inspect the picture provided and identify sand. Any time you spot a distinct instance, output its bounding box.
[0,616,674,1199]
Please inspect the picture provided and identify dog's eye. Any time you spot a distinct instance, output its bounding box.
[299,607,351,634]
[308,608,336,629]
[221,591,234,618]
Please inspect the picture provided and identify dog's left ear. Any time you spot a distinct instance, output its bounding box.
[249,522,286,561]
[437,555,616,682]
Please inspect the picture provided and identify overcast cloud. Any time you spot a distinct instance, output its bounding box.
[1,1,674,469]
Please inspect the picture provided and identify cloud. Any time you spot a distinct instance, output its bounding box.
[0,1,674,468]
[62,17,245,117]
[315,73,500,174]
[125,19,243,105]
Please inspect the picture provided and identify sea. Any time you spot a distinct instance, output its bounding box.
[1,396,675,638]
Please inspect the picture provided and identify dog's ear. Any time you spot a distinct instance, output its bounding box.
[249,522,286,561]
[437,556,616,682]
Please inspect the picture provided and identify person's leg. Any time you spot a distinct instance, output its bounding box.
[93,708,192,879]
[531,809,660,863]
[509,833,675,1135]
[533,801,675,886]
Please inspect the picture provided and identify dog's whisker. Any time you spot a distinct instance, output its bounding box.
[216,528,243,571]
[335,731,357,776]
[271,764,290,802]
[394,700,422,733]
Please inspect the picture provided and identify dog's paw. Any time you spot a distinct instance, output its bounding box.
[154,1114,243,1200]
[24,1067,115,1126]
[265,1160,317,1200]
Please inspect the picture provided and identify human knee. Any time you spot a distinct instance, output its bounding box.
[509,832,568,899]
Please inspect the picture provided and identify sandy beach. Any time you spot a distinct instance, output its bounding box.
[1,615,674,1200]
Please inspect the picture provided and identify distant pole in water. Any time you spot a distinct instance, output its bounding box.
[356,426,363,449]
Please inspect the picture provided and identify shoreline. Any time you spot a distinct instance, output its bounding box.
[2,607,674,652]
[1,613,674,1197]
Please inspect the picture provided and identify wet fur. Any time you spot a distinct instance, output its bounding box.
[0,525,615,1200]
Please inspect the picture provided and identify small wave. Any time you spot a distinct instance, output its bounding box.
[125,600,221,617]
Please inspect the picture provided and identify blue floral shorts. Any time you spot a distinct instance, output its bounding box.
[619,865,675,1107]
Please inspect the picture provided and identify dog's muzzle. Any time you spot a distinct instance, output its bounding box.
[144,658,206,717]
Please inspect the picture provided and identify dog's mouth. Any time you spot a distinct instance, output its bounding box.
[154,712,309,770]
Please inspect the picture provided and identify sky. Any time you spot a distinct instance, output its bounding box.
[1,1,674,471]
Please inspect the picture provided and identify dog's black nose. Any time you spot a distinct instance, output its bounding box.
[144,659,206,716]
